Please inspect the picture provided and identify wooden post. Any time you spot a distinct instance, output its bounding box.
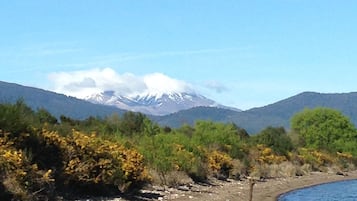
[248,177,256,201]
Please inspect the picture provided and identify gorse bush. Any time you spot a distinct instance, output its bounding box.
[295,148,335,171]
[40,129,150,193]
[0,131,56,201]
[207,150,233,179]
[246,144,287,178]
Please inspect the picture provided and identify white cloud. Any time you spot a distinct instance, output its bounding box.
[204,80,229,93]
[48,68,193,98]
[142,73,194,96]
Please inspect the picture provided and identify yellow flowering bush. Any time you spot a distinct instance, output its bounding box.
[0,131,55,201]
[297,148,335,170]
[207,150,233,178]
[41,129,150,192]
[253,144,287,165]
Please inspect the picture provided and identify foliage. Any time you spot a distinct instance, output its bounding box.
[0,80,126,121]
[137,133,201,184]
[0,100,35,136]
[250,144,287,165]
[252,127,293,156]
[191,121,248,159]
[118,112,159,136]
[291,107,357,154]
[3,101,357,199]
[294,148,335,171]
[207,150,233,179]
[0,131,56,200]
[37,108,58,124]
[40,129,150,193]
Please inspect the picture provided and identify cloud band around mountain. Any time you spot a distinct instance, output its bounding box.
[48,68,194,98]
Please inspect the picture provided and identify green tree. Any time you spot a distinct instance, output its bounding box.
[59,115,80,126]
[253,126,293,156]
[0,100,35,135]
[36,108,58,124]
[291,107,357,153]
[119,112,146,136]
[142,118,160,136]
[191,121,247,159]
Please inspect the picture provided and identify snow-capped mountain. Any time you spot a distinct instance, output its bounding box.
[85,90,239,116]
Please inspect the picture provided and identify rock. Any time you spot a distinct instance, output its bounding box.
[336,171,348,176]
[178,185,190,191]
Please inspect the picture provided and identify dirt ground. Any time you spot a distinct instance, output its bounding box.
[77,171,357,201]
[142,171,357,201]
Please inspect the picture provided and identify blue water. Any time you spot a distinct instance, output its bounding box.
[278,180,357,201]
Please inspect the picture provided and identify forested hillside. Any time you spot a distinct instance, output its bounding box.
[157,92,357,133]
[3,81,357,134]
[0,81,126,119]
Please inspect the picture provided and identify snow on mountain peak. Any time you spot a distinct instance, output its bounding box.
[139,73,194,98]
[49,68,197,101]
[51,68,240,115]
[85,89,222,115]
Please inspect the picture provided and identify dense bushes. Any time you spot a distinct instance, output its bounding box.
[41,130,150,194]
[2,102,357,199]
[291,107,357,154]
[0,131,56,201]
[252,127,293,156]
[137,133,201,184]
[0,129,151,199]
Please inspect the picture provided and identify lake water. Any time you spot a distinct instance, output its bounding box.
[278,179,357,201]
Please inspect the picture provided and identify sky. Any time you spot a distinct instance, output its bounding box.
[0,0,357,110]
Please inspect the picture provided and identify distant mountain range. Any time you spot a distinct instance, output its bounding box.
[2,80,357,134]
[0,81,126,120]
[155,92,357,133]
[85,90,240,116]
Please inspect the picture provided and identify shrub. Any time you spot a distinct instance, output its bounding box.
[250,162,301,179]
[40,129,150,194]
[230,159,249,180]
[336,152,355,170]
[207,150,233,179]
[0,131,56,200]
[297,148,335,171]
[150,170,193,187]
[191,121,247,159]
[249,164,269,179]
[254,144,287,165]
[253,127,294,156]
[278,162,299,177]
[138,133,201,185]
[291,108,357,153]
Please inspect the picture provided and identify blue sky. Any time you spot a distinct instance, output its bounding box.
[1,0,357,110]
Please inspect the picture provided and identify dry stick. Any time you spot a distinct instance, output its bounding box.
[248,178,256,201]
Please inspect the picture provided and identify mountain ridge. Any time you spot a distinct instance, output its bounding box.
[156,91,357,133]
[0,81,126,119]
[2,80,357,134]
[85,90,241,115]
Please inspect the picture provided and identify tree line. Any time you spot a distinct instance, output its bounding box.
[1,100,357,200]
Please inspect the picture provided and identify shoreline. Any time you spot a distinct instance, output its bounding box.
[76,171,357,201]
[164,171,357,201]
[253,171,357,201]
